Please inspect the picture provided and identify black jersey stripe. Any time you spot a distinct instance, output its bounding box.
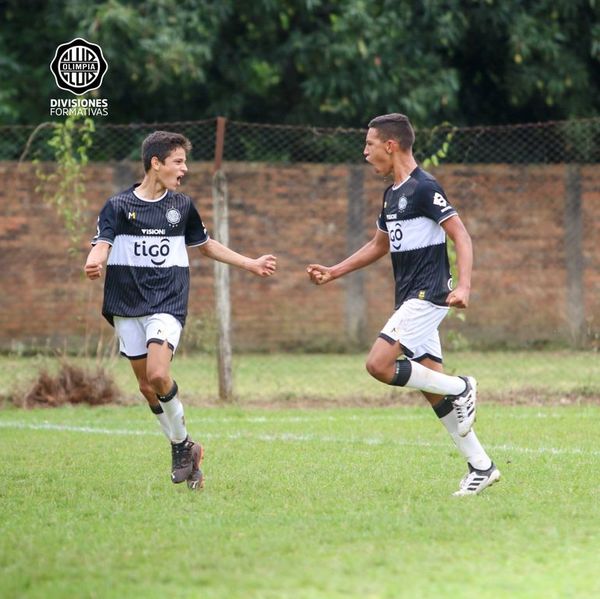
[102,265,191,326]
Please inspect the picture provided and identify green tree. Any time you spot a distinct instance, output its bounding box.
[1,0,599,127]
[453,0,600,124]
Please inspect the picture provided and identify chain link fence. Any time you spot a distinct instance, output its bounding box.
[2,117,599,402]
[5,117,600,164]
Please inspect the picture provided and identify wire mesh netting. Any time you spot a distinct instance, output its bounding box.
[6,117,600,164]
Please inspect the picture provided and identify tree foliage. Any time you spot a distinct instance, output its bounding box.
[0,0,599,127]
[35,112,95,251]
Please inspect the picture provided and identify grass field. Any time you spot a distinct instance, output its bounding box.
[1,402,599,598]
[1,351,598,597]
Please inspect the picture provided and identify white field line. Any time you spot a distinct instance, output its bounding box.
[0,420,599,458]
[0,411,575,432]
[184,411,575,425]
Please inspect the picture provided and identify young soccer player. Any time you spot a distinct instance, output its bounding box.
[84,131,277,490]
[307,113,500,496]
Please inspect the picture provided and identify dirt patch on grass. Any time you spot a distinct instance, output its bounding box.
[15,362,120,408]
[9,379,598,410]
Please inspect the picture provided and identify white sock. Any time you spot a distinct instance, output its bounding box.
[407,361,466,396]
[154,412,172,441]
[436,399,492,470]
[158,382,188,444]
[149,404,172,441]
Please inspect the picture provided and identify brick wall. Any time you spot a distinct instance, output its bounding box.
[1,161,598,352]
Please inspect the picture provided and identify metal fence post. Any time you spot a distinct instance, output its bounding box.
[345,165,367,348]
[212,117,233,402]
[564,163,586,347]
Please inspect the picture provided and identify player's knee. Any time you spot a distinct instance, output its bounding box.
[365,356,388,381]
[147,369,170,393]
[138,380,154,398]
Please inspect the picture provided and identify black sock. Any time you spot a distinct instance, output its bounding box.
[432,396,454,418]
[156,380,178,403]
[390,359,412,386]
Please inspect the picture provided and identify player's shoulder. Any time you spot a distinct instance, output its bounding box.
[169,190,194,205]
[382,183,394,199]
[413,166,443,190]
[412,167,447,199]
[106,185,137,206]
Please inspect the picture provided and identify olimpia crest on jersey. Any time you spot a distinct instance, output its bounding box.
[166,208,182,225]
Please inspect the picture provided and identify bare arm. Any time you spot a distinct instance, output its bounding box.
[84,241,111,280]
[442,215,473,308]
[198,238,276,277]
[307,228,389,285]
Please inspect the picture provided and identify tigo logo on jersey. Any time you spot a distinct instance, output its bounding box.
[389,222,403,251]
[134,238,171,266]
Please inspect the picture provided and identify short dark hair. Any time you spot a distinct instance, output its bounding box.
[142,131,192,172]
[368,113,415,151]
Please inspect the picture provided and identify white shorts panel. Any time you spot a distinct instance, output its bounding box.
[380,299,449,362]
[114,314,182,359]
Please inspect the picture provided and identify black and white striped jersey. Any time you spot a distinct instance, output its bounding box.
[92,185,209,326]
[377,166,457,308]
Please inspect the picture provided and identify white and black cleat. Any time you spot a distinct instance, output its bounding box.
[452,376,477,437]
[453,462,501,496]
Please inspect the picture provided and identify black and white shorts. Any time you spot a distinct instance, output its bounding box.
[379,299,449,363]
[113,313,182,360]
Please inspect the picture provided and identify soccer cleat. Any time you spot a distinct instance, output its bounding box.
[452,376,477,437]
[170,437,196,484]
[187,442,205,491]
[453,462,501,496]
